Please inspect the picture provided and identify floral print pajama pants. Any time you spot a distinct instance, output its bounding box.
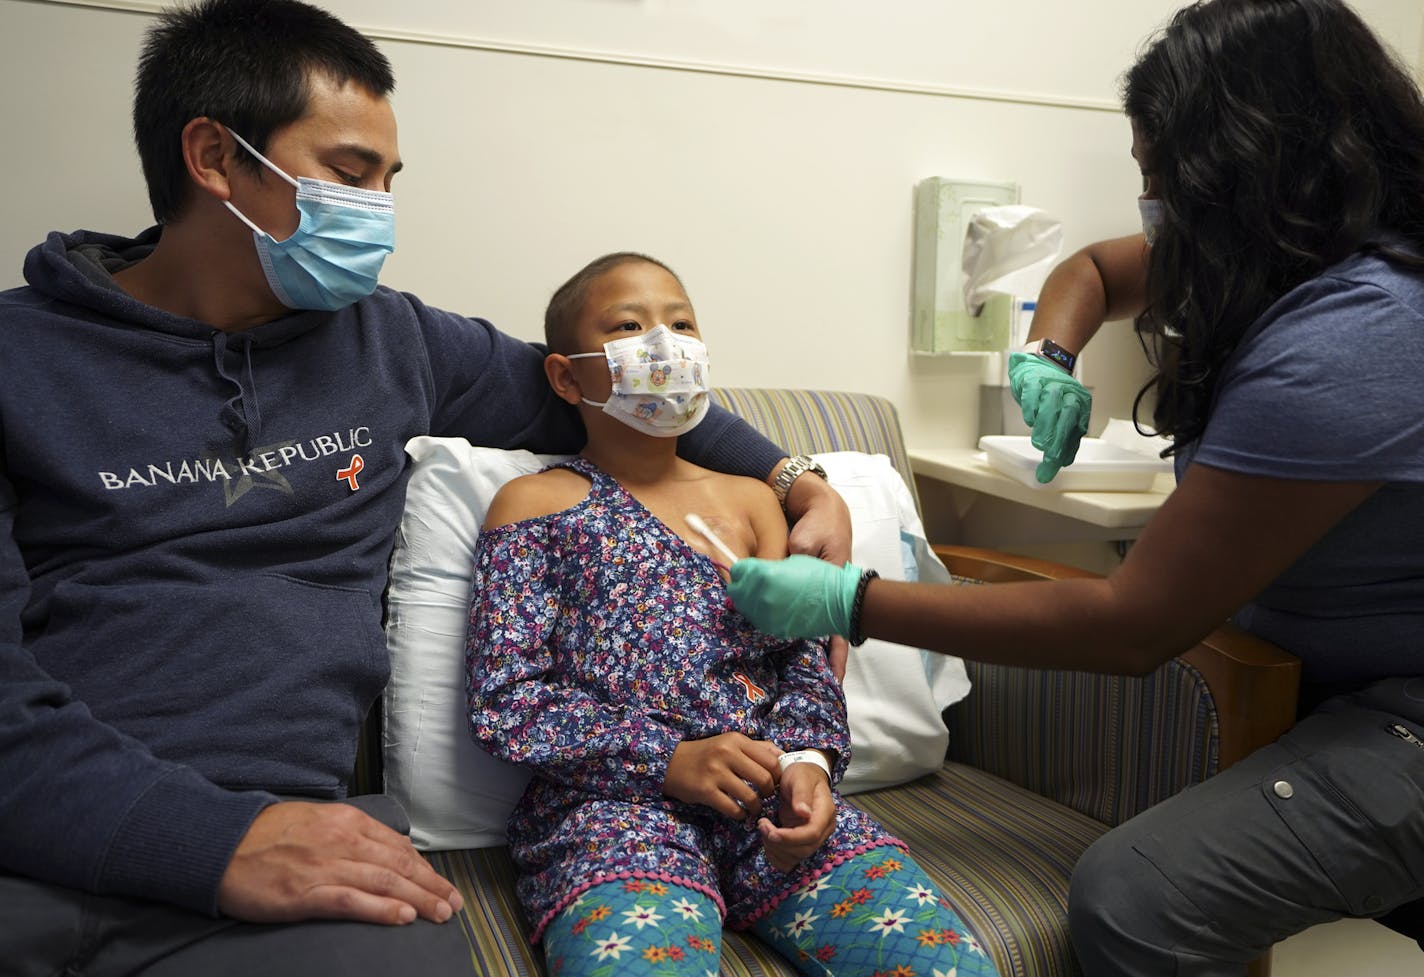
[540,846,1001,977]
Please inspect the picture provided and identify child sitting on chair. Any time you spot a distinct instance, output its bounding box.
[465,252,999,977]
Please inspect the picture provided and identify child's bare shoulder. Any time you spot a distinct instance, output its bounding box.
[706,470,778,507]
[691,470,777,525]
[705,471,788,554]
[483,467,592,530]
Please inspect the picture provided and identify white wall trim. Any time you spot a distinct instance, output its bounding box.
[27,0,1123,114]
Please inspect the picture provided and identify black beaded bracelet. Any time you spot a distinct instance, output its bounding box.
[847,569,879,647]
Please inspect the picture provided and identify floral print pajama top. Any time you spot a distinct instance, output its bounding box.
[465,458,903,940]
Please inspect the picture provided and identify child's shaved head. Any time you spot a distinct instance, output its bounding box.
[544,252,683,355]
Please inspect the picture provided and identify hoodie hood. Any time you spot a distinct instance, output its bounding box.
[24,227,326,346]
[22,227,330,453]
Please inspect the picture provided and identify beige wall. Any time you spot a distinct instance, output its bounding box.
[3,4,1423,966]
[2,0,1422,453]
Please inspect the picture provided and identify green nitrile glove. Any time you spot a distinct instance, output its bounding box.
[1008,351,1093,483]
[727,555,863,639]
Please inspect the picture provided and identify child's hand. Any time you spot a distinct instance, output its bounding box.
[664,733,782,820]
[757,762,835,872]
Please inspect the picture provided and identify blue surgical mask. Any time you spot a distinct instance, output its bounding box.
[223,128,395,311]
[1139,197,1165,246]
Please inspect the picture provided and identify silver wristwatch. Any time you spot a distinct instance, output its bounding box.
[772,454,828,511]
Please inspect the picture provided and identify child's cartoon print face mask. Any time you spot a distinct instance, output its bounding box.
[568,324,711,437]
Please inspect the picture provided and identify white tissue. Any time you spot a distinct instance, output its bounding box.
[961,205,1063,315]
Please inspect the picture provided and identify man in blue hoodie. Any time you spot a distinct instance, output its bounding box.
[0,1,849,973]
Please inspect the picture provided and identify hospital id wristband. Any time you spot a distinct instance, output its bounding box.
[777,749,832,780]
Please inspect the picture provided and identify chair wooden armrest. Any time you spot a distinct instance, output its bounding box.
[1178,621,1301,768]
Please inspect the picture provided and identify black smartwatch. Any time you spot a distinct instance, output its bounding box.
[1024,338,1077,375]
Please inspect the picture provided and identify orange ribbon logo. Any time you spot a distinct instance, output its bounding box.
[337,454,365,491]
[732,671,767,703]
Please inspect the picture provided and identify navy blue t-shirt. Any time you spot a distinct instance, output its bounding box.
[1176,248,1424,686]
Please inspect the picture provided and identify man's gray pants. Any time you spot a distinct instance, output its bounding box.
[0,795,473,977]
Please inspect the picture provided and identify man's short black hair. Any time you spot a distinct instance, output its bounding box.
[134,0,395,223]
[544,252,684,355]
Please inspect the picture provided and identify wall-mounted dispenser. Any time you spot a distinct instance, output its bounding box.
[911,178,1063,356]
[911,177,1020,354]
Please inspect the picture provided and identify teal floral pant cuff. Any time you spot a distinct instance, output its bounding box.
[541,846,1001,977]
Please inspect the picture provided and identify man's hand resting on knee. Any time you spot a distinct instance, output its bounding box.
[218,801,464,925]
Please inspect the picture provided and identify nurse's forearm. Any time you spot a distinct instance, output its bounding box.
[1028,234,1151,353]
[858,574,1178,677]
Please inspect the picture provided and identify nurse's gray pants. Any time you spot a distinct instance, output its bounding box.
[1069,676,1424,976]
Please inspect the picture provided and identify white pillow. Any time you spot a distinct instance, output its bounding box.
[382,440,566,850]
[382,439,969,850]
[815,451,970,794]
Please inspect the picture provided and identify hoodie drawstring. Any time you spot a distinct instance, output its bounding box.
[212,331,264,455]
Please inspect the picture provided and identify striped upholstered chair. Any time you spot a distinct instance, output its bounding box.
[367,387,1300,977]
